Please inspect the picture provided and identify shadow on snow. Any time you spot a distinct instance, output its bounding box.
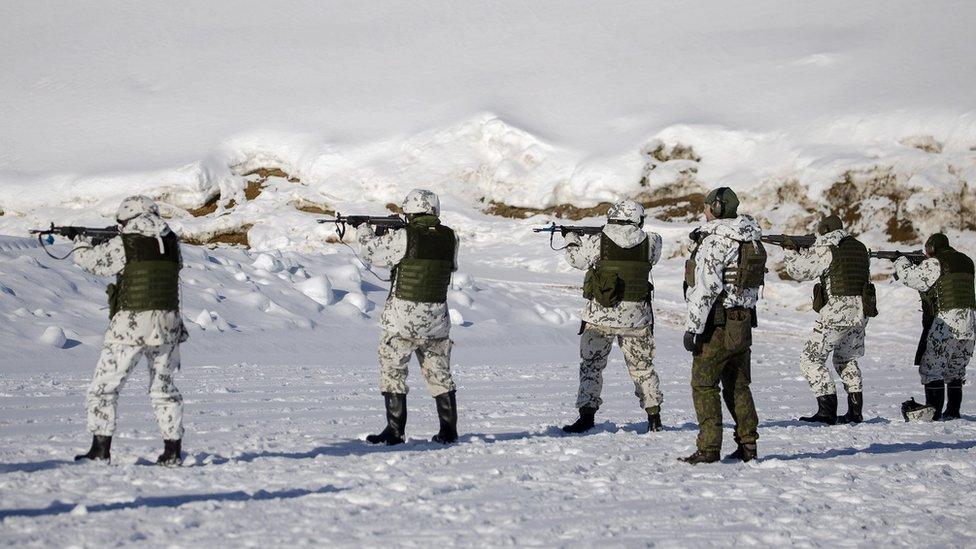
[0,485,345,520]
[763,439,976,462]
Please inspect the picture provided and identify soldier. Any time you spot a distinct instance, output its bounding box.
[783,215,872,424]
[560,200,665,434]
[680,187,764,464]
[894,233,975,420]
[72,196,187,465]
[358,189,460,445]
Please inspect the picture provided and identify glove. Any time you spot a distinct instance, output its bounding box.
[559,226,570,237]
[563,232,582,247]
[781,237,799,252]
[683,331,699,354]
[688,228,702,243]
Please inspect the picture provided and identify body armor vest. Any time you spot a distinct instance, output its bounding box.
[822,236,870,298]
[589,233,651,303]
[114,232,181,315]
[933,248,976,312]
[393,217,456,303]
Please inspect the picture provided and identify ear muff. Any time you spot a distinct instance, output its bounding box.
[710,188,729,217]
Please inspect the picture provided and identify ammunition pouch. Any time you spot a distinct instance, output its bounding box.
[583,267,623,308]
[106,279,120,320]
[723,307,753,353]
[812,282,825,313]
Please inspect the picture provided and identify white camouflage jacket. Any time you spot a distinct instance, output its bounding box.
[685,215,763,334]
[358,223,459,340]
[73,214,188,346]
[784,229,866,327]
[895,256,976,339]
[564,224,663,329]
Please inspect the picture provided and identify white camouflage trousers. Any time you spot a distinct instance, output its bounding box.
[919,319,974,384]
[86,342,184,439]
[575,323,663,411]
[800,320,865,397]
[378,331,455,396]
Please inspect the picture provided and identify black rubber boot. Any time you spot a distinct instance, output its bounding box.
[924,380,945,421]
[157,439,183,466]
[646,409,663,433]
[678,449,720,464]
[74,435,112,462]
[800,394,838,425]
[943,381,963,420]
[366,393,407,445]
[431,391,459,444]
[562,407,597,434]
[838,392,864,424]
[725,443,758,463]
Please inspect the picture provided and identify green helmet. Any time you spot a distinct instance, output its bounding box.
[817,214,843,235]
[925,233,950,256]
[705,187,739,219]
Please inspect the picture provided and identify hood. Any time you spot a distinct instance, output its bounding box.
[698,215,762,242]
[815,229,849,248]
[602,223,647,249]
[122,213,171,238]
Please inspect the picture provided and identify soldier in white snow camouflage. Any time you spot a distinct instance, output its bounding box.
[358,189,462,444]
[560,199,665,434]
[72,195,187,465]
[893,233,975,420]
[680,187,762,464]
[783,215,871,424]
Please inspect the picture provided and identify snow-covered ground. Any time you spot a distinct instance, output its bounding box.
[2,1,976,546]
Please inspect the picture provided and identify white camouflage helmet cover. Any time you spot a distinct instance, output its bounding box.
[607,199,645,224]
[402,189,440,216]
[116,195,160,223]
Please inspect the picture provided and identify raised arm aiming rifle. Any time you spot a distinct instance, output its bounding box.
[318,214,406,241]
[29,223,121,260]
[869,250,927,265]
[759,234,817,250]
[870,249,931,363]
[533,222,603,250]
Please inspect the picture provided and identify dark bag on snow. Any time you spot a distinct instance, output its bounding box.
[901,398,935,422]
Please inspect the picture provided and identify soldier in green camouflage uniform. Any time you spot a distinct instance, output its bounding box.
[358,189,461,445]
[72,196,188,465]
[783,215,871,424]
[894,233,975,420]
[680,188,763,464]
[560,200,665,434]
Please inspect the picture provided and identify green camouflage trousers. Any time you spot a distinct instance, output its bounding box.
[378,331,455,396]
[691,321,758,454]
[575,323,663,411]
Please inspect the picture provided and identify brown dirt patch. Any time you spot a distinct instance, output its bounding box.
[640,186,705,222]
[824,169,917,243]
[294,202,335,216]
[187,195,220,217]
[242,167,300,183]
[484,201,612,220]
[386,203,404,214]
[182,225,252,247]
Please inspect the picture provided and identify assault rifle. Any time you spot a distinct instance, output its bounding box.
[869,250,927,265]
[533,222,603,250]
[759,234,817,250]
[28,224,121,260]
[318,214,406,241]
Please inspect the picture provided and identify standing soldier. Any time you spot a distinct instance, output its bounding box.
[783,215,873,424]
[73,195,187,465]
[560,200,665,434]
[358,189,460,445]
[894,233,975,419]
[680,187,764,464]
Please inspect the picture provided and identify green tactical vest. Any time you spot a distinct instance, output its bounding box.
[587,233,651,303]
[112,232,181,316]
[933,248,976,312]
[723,240,767,292]
[822,236,870,297]
[393,216,456,303]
